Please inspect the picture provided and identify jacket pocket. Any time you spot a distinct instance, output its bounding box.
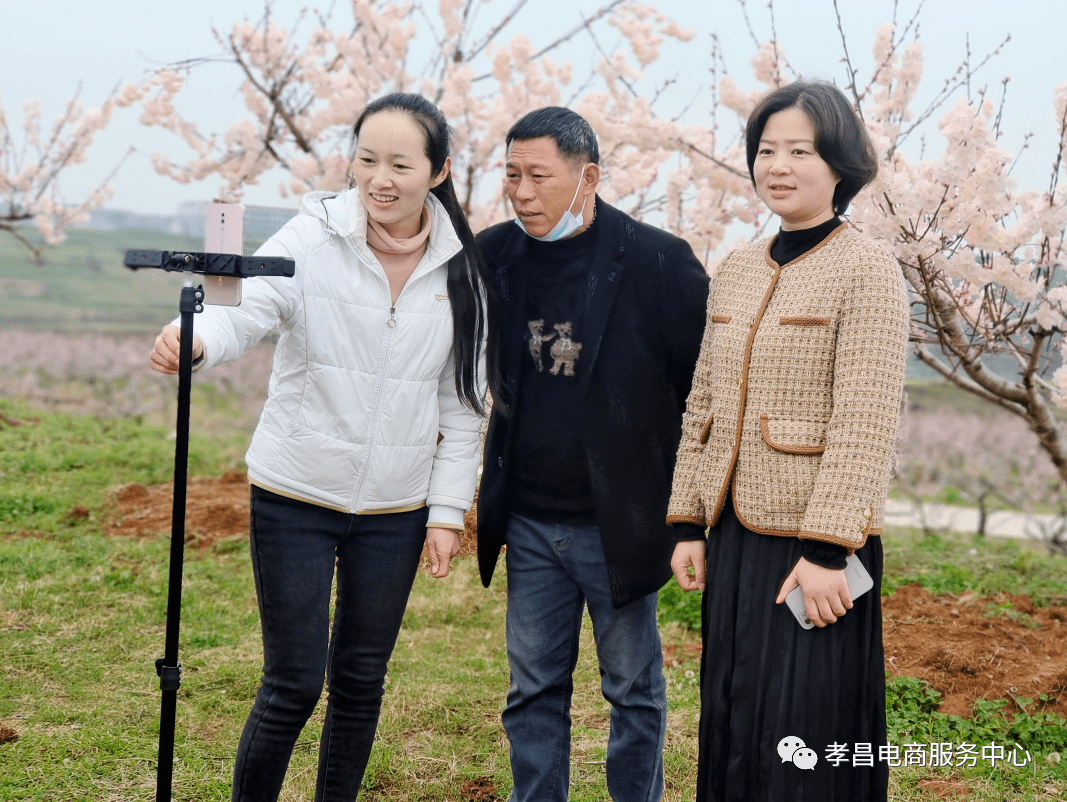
[759,413,826,455]
[779,316,830,326]
[711,314,732,324]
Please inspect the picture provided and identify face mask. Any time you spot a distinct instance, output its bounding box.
[513,166,590,242]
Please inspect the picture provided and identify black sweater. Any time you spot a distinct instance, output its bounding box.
[476,199,711,607]
[509,222,599,522]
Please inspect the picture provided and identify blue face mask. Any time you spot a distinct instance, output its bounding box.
[514,166,590,242]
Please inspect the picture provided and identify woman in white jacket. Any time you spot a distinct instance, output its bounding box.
[149,93,492,802]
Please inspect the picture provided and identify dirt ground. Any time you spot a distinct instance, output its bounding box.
[106,470,479,556]
[104,472,1067,720]
[882,583,1067,718]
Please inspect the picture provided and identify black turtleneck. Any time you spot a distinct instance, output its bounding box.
[770,216,842,265]
[673,215,850,570]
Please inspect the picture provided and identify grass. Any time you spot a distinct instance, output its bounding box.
[1,399,1065,800]
[0,527,703,801]
[657,530,1067,799]
[903,381,1011,418]
[0,228,207,334]
[0,397,246,536]
[879,528,1067,605]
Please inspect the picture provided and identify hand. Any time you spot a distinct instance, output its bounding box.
[426,527,460,578]
[670,539,706,592]
[150,324,204,375]
[775,556,852,628]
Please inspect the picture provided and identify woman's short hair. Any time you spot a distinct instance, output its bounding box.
[506,107,600,165]
[745,81,878,216]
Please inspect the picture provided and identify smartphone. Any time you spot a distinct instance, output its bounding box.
[202,202,245,306]
[785,553,874,629]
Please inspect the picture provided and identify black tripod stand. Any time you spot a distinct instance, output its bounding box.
[154,281,203,802]
[124,249,294,801]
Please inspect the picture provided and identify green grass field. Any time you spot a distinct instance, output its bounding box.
[0,228,207,333]
[1,397,1066,800]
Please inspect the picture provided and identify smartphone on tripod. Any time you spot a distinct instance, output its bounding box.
[202,202,244,306]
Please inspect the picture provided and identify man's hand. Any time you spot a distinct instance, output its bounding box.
[775,556,852,628]
[150,324,204,375]
[670,539,706,592]
[426,527,460,578]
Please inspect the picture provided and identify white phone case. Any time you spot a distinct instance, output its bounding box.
[784,553,874,629]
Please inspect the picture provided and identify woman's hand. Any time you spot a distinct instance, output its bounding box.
[150,324,204,375]
[775,556,852,628]
[426,527,460,578]
[670,540,707,592]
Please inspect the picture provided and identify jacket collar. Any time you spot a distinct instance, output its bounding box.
[300,188,464,275]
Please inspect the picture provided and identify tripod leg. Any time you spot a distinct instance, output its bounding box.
[156,283,203,802]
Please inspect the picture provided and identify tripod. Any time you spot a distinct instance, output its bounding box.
[125,247,294,801]
[155,280,204,802]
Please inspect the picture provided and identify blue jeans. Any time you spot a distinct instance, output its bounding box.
[232,486,427,802]
[502,514,667,802]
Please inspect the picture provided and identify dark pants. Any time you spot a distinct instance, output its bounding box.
[232,486,427,802]
[502,514,667,802]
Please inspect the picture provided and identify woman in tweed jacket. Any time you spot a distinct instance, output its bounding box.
[667,82,908,801]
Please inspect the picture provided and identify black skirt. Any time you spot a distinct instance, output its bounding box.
[696,496,888,802]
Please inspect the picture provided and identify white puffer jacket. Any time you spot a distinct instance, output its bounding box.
[188,188,485,528]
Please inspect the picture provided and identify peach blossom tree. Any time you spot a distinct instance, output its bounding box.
[135,1,1067,539]
[681,3,1067,549]
[129,0,750,255]
[0,87,132,264]
[841,21,1067,503]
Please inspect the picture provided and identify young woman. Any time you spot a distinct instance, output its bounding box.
[667,81,909,801]
[149,93,492,802]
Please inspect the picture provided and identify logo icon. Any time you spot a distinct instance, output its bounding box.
[778,736,818,770]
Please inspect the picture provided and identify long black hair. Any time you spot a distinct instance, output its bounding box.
[353,93,497,416]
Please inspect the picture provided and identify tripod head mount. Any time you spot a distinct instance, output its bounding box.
[123,249,295,278]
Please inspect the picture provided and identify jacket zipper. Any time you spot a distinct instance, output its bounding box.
[349,305,398,510]
[343,224,456,510]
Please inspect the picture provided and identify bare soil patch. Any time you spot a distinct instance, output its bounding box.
[108,470,252,549]
[459,777,502,801]
[106,470,479,557]
[884,583,1067,718]
[106,473,1067,720]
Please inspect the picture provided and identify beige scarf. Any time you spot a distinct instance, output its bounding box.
[366,208,433,303]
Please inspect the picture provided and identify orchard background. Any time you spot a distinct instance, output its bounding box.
[1,1,1067,799]
[3,0,1066,501]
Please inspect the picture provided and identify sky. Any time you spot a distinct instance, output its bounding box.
[2,0,1063,216]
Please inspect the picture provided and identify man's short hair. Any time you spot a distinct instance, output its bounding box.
[745,81,878,216]
[506,107,600,165]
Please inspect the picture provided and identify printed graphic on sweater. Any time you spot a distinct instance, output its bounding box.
[527,319,582,376]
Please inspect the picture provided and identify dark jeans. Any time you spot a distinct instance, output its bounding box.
[232,486,427,802]
[502,514,667,802]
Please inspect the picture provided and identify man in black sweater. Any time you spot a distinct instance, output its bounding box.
[476,107,709,802]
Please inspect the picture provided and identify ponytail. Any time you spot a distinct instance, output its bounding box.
[430,173,498,416]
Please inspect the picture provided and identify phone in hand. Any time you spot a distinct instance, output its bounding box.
[203,202,244,306]
[785,553,874,629]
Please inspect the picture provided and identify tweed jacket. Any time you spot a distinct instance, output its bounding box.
[666,224,908,549]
